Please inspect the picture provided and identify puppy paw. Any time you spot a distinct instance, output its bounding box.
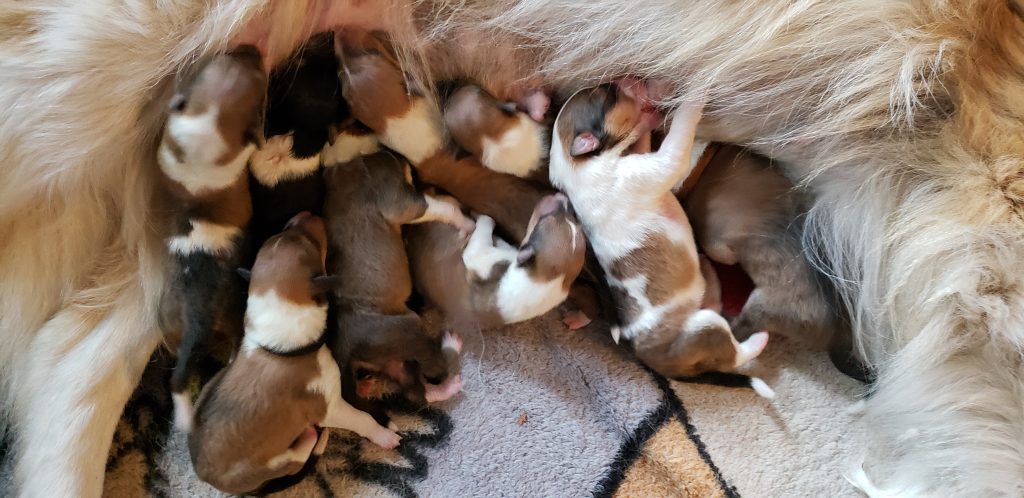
[458,216,476,238]
[474,214,495,231]
[442,331,463,353]
[561,309,592,331]
[370,428,402,449]
[425,374,463,403]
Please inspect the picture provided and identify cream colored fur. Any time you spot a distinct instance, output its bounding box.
[0,1,1022,496]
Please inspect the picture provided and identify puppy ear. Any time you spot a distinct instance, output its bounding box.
[311,274,344,295]
[570,132,600,156]
[236,268,252,282]
[498,102,518,115]
[516,245,536,266]
[168,94,187,113]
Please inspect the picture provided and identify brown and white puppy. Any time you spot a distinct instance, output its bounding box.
[407,193,586,329]
[683,146,870,382]
[155,47,267,430]
[549,83,772,396]
[188,212,400,496]
[323,151,469,420]
[443,83,548,180]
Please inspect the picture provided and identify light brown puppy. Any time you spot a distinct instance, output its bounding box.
[444,84,548,180]
[323,151,469,423]
[407,193,586,330]
[550,83,771,396]
[188,213,400,496]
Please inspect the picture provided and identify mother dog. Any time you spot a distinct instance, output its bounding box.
[1,1,1022,496]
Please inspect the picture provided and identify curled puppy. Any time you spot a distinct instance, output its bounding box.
[188,213,399,496]
[406,193,586,329]
[549,82,772,397]
[323,151,470,421]
[155,47,267,430]
[443,83,548,180]
[684,146,870,382]
[249,32,345,244]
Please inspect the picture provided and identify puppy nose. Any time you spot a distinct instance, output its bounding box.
[285,211,313,230]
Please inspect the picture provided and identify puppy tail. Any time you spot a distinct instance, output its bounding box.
[172,391,194,432]
[675,372,776,400]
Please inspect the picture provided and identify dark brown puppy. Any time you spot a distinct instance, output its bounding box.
[323,151,468,420]
[188,213,399,496]
[155,47,267,431]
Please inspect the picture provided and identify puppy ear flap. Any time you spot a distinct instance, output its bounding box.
[516,245,536,266]
[236,268,252,282]
[498,102,518,115]
[168,94,186,113]
[570,131,600,156]
[311,274,344,295]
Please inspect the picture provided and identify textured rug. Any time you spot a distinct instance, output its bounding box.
[82,304,867,498]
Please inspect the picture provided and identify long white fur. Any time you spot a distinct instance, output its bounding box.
[462,215,570,324]
[249,134,322,187]
[479,112,547,177]
[1,0,1022,496]
[242,290,328,353]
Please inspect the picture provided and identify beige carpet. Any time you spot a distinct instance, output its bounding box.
[84,308,868,497]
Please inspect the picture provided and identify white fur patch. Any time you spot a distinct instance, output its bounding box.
[166,220,241,256]
[495,268,568,324]
[159,107,254,195]
[749,377,776,399]
[380,98,443,165]
[322,132,380,166]
[609,273,700,340]
[242,290,327,353]
[172,392,193,432]
[249,134,321,187]
[480,113,546,177]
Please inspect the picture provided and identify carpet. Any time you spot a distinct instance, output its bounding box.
[84,304,866,497]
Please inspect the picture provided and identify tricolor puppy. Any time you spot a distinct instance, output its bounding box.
[323,151,470,421]
[549,83,772,397]
[443,83,548,180]
[155,47,267,430]
[248,32,345,245]
[684,146,870,382]
[406,193,586,329]
[334,30,442,165]
[188,213,400,496]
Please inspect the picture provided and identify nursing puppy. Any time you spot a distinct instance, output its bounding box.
[407,193,586,329]
[683,146,869,381]
[549,83,771,394]
[155,47,267,430]
[443,83,548,180]
[323,151,470,420]
[189,213,400,495]
[249,32,345,245]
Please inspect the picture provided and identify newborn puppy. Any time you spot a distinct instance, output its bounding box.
[249,32,344,245]
[155,47,266,430]
[443,83,548,180]
[188,213,400,496]
[684,146,870,382]
[323,151,470,420]
[549,83,772,396]
[406,193,587,329]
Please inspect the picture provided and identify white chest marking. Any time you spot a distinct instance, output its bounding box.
[249,134,321,187]
[495,269,568,324]
[167,220,241,256]
[480,114,546,178]
[380,99,443,165]
[321,132,380,166]
[242,290,327,353]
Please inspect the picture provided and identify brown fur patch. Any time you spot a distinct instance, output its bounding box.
[444,84,521,157]
[607,233,699,307]
[555,84,641,161]
[336,30,412,132]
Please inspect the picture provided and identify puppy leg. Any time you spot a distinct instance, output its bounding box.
[13,293,160,498]
[461,215,513,279]
[623,103,705,193]
[321,400,401,449]
[408,194,476,235]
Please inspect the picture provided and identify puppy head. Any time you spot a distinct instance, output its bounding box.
[444,84,519,137]
[516,193,587,283]
[553,80,662,160]
[167,47,267,165]
[245,212,336,301]
[648,310,768,377]
[334,30,410,130]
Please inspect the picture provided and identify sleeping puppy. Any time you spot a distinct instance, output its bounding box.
[334,29,551,241]
[323,151,470,422]
[188,212,400,496]
[406,193,586,330]
[549,82,773,397]
[683,146,871,382]
[443,83,548,180]
[155,47,267,430]
[248,32,344,245]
